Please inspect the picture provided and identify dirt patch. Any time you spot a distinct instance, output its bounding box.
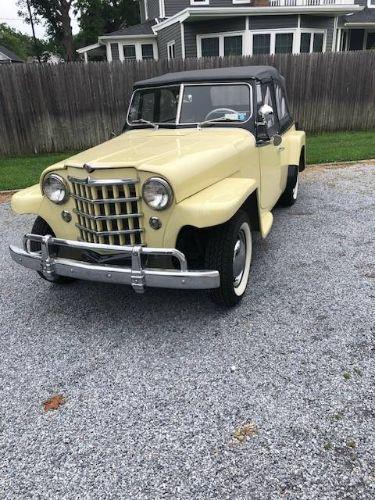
[0,191,17,204]
[306,159,375,174]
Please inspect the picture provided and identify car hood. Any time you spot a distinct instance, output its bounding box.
[57,128,254,202]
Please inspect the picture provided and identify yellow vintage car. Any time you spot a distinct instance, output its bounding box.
[10,66,305,306]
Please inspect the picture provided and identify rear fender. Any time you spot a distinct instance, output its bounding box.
[285,130,306,171]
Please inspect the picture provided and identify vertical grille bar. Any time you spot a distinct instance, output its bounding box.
[69,176,143,246]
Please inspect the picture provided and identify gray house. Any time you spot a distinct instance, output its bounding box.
[0,45,24,64]
[77,0,375,62]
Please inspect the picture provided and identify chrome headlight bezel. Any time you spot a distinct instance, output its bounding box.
[142,177,173,211]
[42,173,69,204]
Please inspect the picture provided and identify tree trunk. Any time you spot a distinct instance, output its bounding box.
[60,0,75,62]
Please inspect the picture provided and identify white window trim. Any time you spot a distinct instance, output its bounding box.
[363,30,375,49]
[233,0,251,4]
[167,40,176,59]
[197,31,244,58]
[190,0,210,5]
[250,29,298,55]
[144,0,149,20]
[196,28,327,58]
[250,28,326,55]
[368,0,375,8]
[118,40,158,61]
[300,29,327,53]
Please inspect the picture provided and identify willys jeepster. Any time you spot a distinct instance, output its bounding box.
[10,66,305,306]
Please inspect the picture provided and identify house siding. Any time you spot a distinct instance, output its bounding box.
[157,23,183,59]
[184,17,246,57]
[147,0,161,19]
[300,15,335,51]
[165,0,258,17]
[249,15,299,30]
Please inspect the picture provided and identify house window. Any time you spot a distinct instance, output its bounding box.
[368,0,375,7]
[275,33,293,53]
[300,32,325,53]
[199,33,244,57]
[313,33,324,52]
[253,34,271,54]
[224,36,242,56]
[201,37,220,57]
[167,41,176,59]
[141,44,154,60]
[251,31,295,55]
[110,43,119,61]
[123,45,136,60]
[300,33,311,53]
[366,32,375,49]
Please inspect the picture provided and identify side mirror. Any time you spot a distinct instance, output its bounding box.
[259,104,274,121]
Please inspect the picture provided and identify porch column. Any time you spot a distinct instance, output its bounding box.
[243,17,251,56]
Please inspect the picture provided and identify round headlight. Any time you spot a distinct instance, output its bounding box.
[42,173,69,204]
[142,177,173,210]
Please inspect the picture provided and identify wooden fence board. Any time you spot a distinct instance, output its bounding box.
[0,51,374,155]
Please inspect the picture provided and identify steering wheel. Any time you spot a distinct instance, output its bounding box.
[204,108,238,121]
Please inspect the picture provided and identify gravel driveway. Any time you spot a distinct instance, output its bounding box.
[1,163,374,499]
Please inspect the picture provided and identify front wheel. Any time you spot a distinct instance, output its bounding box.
[205,210,252,307]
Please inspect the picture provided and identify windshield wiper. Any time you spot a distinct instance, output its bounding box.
[197,116,240,129]
[131,118,158,129]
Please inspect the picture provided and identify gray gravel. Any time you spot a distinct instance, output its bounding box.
[1,163,375,499]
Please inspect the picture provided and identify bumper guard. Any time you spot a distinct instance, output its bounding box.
[9,234,220,293]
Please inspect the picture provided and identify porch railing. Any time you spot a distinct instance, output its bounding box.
[269,0,355,6]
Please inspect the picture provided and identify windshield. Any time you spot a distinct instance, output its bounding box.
[127,83,252,126]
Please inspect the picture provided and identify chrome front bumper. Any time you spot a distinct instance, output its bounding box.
[9,234,220,293]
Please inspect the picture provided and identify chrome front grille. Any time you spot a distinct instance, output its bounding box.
[68,176,143,246]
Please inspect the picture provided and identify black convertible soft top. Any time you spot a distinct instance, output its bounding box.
[134,65,284,88]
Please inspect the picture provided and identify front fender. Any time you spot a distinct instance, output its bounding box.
[11,184,43,214]
[164,177,258,247]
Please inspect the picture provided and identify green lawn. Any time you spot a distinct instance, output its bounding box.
[0,131,374,191]
[307,131,375,165]
[0,152,77,191]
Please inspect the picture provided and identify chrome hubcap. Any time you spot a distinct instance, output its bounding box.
[233,229,247,287]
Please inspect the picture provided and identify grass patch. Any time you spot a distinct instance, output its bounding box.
[0,130,374,191]
[0,152,76,191]
[307,131,375,165]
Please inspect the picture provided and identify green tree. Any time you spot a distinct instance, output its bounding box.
[75,0,140,48]
[18,0,76,61]
[0,23,49,61]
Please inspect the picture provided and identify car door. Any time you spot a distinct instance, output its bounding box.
[256,82,285,210]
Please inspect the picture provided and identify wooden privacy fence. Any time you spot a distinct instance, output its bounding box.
[0,51,374,155]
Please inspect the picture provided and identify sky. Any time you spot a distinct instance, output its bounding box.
[0,0,79,38]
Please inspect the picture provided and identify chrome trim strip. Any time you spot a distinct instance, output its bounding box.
[68,176,139,186]
[9,235,220,291]
[73,208,143,221]
[76,224,143,237]
[70,193,139,204]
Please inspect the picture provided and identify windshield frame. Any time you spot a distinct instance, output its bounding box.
[126,82,254,128]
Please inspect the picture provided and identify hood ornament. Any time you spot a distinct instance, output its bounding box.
[83,163,95,173]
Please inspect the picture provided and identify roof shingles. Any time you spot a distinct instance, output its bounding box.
[101,19,157,38]
[0,45,23,63]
